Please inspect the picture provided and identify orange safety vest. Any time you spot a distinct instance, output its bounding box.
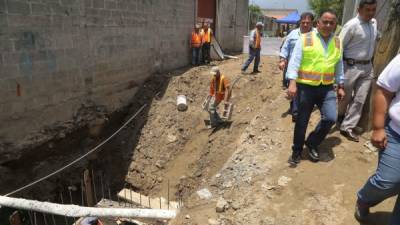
[210,75,227,102]
[255,30,261,49]
[191,31,202,48]
[202,29,212,43]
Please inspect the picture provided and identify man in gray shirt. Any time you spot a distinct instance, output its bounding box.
[338,0,378,142]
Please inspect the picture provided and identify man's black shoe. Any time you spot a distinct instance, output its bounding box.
[340,129,359,142]
[288,151,301,166]
[252,70,261,73]
[354,202,370,222]
[305,143,319,162]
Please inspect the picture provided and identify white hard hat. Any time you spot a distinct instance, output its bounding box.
[210,66,220,75]
[195,24,201,29]
[256,22,264,27]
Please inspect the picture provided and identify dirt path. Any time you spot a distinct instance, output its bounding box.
[125,56,396,225]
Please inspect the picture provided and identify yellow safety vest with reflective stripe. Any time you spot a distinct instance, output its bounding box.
[210,75,225,94]
[201,28,212,43]
[297,31,342,86]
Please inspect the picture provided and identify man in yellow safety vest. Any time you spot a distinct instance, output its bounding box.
[286,9,346,166]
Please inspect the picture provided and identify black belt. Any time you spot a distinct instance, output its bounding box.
[344,58,371,65]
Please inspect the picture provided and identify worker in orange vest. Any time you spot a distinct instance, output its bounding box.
[208,66,230,128]
[191,24,203,66]
[201,23,213,64]
[242,22,264,74]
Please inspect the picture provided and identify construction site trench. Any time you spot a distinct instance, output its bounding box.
[1,55,397,225]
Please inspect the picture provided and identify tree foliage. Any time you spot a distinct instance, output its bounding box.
[308,0,345,23]
[249,4,263,28]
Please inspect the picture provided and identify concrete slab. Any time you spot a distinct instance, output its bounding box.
[117,189,180,211]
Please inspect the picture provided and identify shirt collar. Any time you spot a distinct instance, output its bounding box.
[357,14,374,24]
[316,30,334,42]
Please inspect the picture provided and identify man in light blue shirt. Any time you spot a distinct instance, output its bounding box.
[279,12,314,122]
[286,9,345,166]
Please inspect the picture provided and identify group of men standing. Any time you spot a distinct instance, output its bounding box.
[276,0,400,223]
[197,0,400,222]
[190,23,213,66]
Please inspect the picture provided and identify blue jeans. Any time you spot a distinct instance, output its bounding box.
[242,47,260,72]
[357,126,400,225]
[291,98,298,116]
[292,84,337,152]
[192,47,200,65]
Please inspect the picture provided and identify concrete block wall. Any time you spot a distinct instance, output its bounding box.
[216,0,248,52]
[0,0,195,163]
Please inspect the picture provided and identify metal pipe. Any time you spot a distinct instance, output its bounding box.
[108,186,112,201]
[81,179,85,206]
[43,213,48,225]
[91,169,98,204]
[100,172,105,200]
[28,210,34,225]
[60,192,68,225]
[33,212,37,225]
[0,196,177,220]
[51,214,56,225]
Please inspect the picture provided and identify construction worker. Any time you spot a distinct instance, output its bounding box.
[338,0,378,142]
[191,24,202,66]
[208,66,230,128]
[355,54,400,224]
[201,23,213,64]
[242,22,263,74]
[279,12,315,122]
[286,9,345,165]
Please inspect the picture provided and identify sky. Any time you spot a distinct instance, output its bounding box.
[250,0,311,13]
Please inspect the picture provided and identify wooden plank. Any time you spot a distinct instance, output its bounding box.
[117,189,180,211]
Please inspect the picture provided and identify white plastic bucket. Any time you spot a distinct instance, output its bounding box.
[177,95,188,111]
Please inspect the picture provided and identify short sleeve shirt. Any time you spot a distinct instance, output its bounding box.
[377,54,400,135]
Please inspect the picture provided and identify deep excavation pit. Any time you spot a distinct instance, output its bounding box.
[0,56,281,224]
[0,63,176,224]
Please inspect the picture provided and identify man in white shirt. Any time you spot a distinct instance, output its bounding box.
[338,0,378,142]
[355,54,400,224]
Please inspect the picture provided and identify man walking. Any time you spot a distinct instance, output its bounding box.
[338,0,378,142]
[286,9,345,165]
[242,22,263,74]
[208,66,230,128]
[191,24,202,66]
[279,12,314,122]
[201,23,213,64]
[355,54,400,224]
